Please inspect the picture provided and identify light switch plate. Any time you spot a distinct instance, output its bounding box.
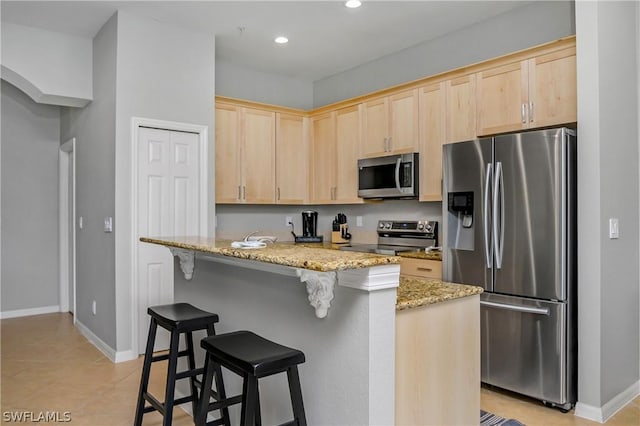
[609,218,619,239]
[104,217,113,233]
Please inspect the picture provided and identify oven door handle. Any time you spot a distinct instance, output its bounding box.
[395,157,402,193]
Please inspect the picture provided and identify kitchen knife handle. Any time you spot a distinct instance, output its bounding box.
[483,163,493,269]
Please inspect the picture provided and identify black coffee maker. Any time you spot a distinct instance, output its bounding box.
[302,211,318,237]
[294,211,323,243]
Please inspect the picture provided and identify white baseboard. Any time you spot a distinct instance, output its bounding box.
[575,380,640,423]
[0,305,60,319]
[75,320,139,364]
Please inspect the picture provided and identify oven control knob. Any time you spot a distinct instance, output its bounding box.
[418,223,424,230]
[379,222,385,229]
[425,224,433,233]
[384,223,391,229]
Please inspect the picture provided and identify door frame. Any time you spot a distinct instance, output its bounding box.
[59,138,76,322]
[130,117,208,355]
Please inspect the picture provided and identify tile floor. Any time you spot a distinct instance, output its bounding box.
[1,313,638,425]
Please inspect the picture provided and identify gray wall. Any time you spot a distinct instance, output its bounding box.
[60,14,118,348]
[216,59,313,110]
[576,0,639,409]
[313,0,575,107]
[113,10,216,352]
[1,81,60,313]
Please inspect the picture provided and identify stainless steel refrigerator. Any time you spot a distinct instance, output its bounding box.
[442,127,577,411]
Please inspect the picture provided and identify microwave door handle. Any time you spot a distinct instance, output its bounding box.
[394,158,402,193]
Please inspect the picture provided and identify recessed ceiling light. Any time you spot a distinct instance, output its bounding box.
[274,36,289,44]
[345,0,362,8]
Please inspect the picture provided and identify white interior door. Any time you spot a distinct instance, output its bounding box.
[137,127,200,353]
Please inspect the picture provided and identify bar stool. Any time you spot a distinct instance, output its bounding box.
[134,303,230,426]
[195,331,307,426]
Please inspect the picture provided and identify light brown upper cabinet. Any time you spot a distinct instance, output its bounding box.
[309,108,363,204]
[215,102,276,204]
[309,112,336,204]
[215,103,241,203]
[418,82,446,202]
[477,47,576,136]
[334,105,363,204]
[275,113,308,204]
[445,74,477,143]
[361,89,419,158]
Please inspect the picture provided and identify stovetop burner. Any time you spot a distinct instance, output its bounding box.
[339,219,438,255]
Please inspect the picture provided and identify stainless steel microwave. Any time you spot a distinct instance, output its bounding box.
[358,153,419,199]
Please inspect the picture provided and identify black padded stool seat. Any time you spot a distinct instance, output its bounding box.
[150,303,220,332]
[196,331,307,426]
[134,303,229,426]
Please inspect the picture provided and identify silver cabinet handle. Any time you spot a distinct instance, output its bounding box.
[238,185,241,200]
[529,101,534,123]
[383,137,388,152]
[277,187,280,201]
[481,300,550,316]
[388,137,392,151]
[492,162,504,269]
[521,103,527,124]
[483,163,493,269]
[242,186,246,200]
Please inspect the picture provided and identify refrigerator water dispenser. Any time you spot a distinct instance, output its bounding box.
[447,191,474,250]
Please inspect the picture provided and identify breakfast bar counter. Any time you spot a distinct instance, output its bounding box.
[142,236,480,425]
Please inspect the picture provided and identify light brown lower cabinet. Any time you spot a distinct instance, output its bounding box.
[396,294,480,425]
[400,258,442,279]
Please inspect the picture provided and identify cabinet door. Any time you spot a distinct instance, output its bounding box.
[335,105,363,204]
[276,113,307,204]
[388,89,419,154]
[361,97,388,158]
[528,48,577,128]
[477,61,528,136]
[445,74,477,143]
[215,103,242,203]
[419,82,445,202]
[309,112,336,204]
[242,108,276,204]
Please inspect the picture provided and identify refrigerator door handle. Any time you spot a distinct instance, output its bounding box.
[483,163,493,268]
[480,300,550,316]
[493,161,504,269]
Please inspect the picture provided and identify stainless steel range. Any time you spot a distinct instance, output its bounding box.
[340,220,438,255]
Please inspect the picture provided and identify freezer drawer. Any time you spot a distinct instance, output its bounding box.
[480,293,569,406]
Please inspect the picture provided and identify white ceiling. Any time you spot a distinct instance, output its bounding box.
[1,1,533,81]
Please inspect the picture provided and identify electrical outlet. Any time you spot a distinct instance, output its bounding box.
[92,300,97,315]
[286,216,293,226]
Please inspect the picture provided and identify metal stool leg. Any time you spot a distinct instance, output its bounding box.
[134,318,158,426]
[287,366,307,426]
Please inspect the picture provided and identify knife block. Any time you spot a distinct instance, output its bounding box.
[332,224,350,244]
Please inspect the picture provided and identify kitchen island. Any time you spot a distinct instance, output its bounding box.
[141,237,481,425]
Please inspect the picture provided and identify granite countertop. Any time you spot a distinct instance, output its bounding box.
[397,250,442,261]
[396,277,483,311]
[140,236,400,272]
